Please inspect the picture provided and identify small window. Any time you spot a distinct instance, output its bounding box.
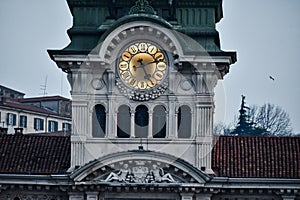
[135,105,149,138]
[92,104,106,137]
[6,113,16,126]
[48,120,58,132]
[19,115,27,128]
[62,123,71,132]
[153,105,166,138]
[117,105,131,138]
[178,105,192,138]
[34,118,44,131]
[65,102,70,113]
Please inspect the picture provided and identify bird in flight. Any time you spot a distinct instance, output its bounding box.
[269,76,275,81]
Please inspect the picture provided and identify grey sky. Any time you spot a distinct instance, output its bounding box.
[0,0,299,133]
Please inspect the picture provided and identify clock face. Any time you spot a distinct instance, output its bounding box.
[118,42,167,91]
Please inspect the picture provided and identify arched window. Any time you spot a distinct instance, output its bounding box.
[117,105,131,138]
[153,105,166,138]
[92,104,106,137]
[177,105,191,138]
[135,105,148,138]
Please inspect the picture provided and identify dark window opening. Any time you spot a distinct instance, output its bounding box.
[135,105,148,138]
[117,105,131,138]
[178,105,191,138]
[92,104,106,138]
[153,105,166,138]
[6,113,16,126]
[19,115,27,128]
[34,118,44,131]
[48,120,58,132]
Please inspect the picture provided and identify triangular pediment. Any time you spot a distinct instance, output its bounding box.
[70,150,211,185]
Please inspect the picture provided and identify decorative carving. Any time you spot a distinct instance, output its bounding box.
[129,0,156,15]
[91,78,104,90]
[180,79,193,91]
[102,162,176,183]
[116,77,168,101]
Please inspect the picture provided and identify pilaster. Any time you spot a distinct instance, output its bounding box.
[130,110,135,138]
[107,96,115,138]
[148,110,153,138]
[168,95,176,138]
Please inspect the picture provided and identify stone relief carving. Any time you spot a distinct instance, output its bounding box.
[102,163,176,183]
[129,0,156,15]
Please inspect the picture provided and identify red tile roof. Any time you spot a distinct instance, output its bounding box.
[0,134,70,174]
[1,101,56,115]
[212,136,300,179]
[19,95,70,102]
[0,134,299,178]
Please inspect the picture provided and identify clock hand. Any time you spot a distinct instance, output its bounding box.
[132,63,151,79]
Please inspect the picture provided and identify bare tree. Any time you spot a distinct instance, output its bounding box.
[213,122,232,135]
[249,103,293,136]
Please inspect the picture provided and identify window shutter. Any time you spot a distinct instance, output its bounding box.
[48,121,51,132]
[24,116,27,128]
[40,119,44,130]
[12,114,16,126]
[6,114,9,125]
[34,118,37,130]
[55,121,58,131]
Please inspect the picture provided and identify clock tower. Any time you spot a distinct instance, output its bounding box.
[49,0,236,198]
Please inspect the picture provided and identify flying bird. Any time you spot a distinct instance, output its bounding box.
[269,76,275,81]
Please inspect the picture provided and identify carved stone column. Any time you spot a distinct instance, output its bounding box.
[168,95,176,138]
[107,96,115,138]
[130,110,135,138]
[165,110,169,138]
[114,110,118,138]
[148,110,153,138]
[174,110,179,138]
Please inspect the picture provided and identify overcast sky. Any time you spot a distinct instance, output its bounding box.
[0,0,299,133]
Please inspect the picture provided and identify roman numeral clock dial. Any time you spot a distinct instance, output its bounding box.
[116,42,168,101]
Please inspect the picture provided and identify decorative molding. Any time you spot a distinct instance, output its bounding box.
[129,0,156,15]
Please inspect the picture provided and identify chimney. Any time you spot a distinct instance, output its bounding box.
[14,128,23,135]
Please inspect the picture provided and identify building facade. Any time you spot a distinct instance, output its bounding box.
[0,0,299,200]
[0,86,71,134]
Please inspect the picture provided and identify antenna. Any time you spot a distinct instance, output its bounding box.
[40,75,48,96]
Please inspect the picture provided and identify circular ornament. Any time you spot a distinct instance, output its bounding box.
[116,41,168,101]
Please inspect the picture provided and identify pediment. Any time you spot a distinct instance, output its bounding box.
[70,150,211,185]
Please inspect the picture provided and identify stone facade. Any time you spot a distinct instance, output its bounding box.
[0,1,299,200]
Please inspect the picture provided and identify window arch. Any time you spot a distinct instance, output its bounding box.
[153,105,166,138]
[135,105,149,138]
[117,105,131,138]
[92,104,106,138]
[177,105,191,138]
